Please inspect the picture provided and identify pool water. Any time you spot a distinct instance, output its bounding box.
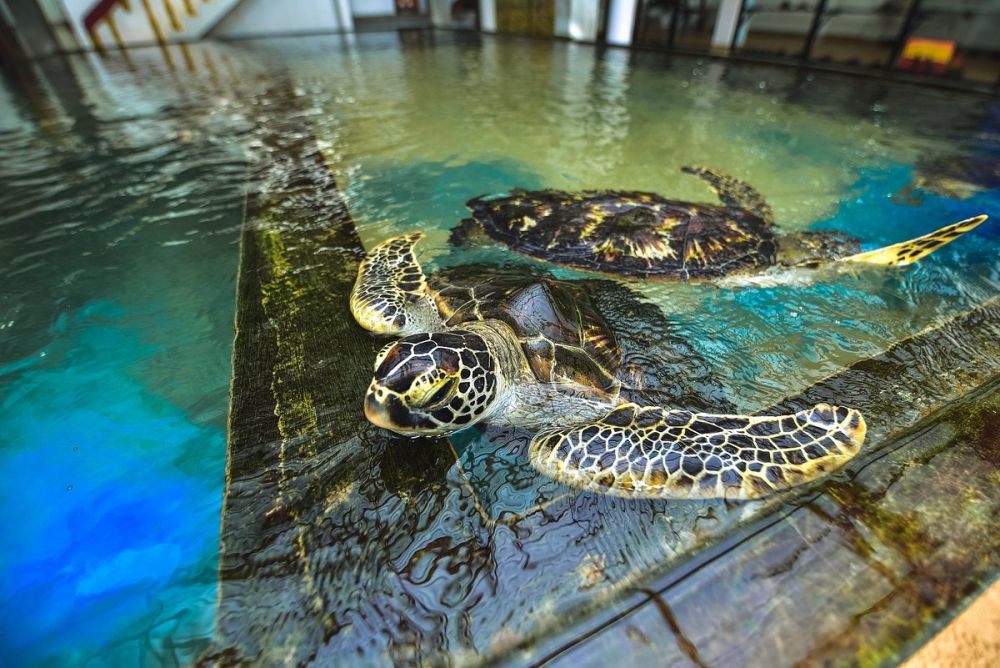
[0,50,250,664]
[0,31,997,666]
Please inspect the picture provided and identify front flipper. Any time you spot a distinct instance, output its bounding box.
[528,402,865,500]
[839,214,988,266]
[681,165,775,226]
[350,233,443,335]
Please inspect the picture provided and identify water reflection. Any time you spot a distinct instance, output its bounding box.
[215,48,999,668]
[308,34,998,414]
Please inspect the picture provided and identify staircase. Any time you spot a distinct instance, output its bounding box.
[79,0,244,50]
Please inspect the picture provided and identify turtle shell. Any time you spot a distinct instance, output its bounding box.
[427,265,735,412]
[429,265,622,398]
[464,190,777,280]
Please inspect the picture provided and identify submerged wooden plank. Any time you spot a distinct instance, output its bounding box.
[771,296,1000,434]
[536,299,1000,667]
[207,93,387,664]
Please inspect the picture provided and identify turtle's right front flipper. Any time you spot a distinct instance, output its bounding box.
[682,165,775,225]
[351,233,443,335]
[528,402,865,500]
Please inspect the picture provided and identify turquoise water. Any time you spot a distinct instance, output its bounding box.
[0,33,998,665]
[0,48,247,664]
[1,304,222,662]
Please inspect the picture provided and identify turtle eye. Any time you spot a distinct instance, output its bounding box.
[374,342,397,372]
[413,376,457,410]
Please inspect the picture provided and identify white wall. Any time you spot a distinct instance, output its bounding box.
[213,0,344,38]
[430,0,450,26]
[568,0,599,41]
[555,0,600,42]
[711,0,741,51]
[554,0,571,36]
[479,0,496,33]
[62,0,244,46]
[60,0,345,47]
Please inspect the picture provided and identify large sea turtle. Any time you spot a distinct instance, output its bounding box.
[453,166,988,281]
[350,233,868,500]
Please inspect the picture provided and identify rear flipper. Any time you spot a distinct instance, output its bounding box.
[350,233,443,335]
[682,165,775,226]
[840,214,987,266]
[528,402,865,500]
[449,217,489,248]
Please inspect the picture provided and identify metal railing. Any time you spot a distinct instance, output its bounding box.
[83,0,208,51]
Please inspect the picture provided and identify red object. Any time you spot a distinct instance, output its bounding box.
[83,0,122,32]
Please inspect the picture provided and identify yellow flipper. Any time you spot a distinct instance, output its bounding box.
[840,214,988,266]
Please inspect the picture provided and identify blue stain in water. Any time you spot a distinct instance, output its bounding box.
[0,301,223,666]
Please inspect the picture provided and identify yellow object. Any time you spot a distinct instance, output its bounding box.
[901,38,956,65]
[162,0,182,31]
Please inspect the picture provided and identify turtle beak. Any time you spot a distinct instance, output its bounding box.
[364,382,438,434]
[364,384,395,430]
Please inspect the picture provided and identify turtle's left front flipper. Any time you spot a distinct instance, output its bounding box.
[351,233,443,335]
[840,214,988,266]
[528,402,865,500]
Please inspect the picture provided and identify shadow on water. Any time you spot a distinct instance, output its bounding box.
[0,45,260,666]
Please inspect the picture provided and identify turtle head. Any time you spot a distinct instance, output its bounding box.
[364,331,500,435]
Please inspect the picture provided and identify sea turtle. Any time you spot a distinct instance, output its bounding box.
[453,166,988,281]
[895,154,1000,204]
[350,233,868,500]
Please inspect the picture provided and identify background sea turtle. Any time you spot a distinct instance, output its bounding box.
[895,154,1000,204]
[453,166,987,281]
[350,233,868,500]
